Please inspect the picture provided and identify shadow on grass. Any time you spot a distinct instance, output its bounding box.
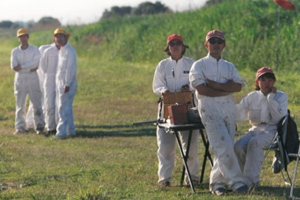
[248,186,294,199]
[76,124,156,138]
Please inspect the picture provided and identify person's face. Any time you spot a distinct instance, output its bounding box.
[257,76,275,95]
[54,34,67,47]
[18,35,29,45]
[168,39,183,59]
[205,37,225,57]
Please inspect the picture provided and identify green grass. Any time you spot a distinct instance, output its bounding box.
[1,0,300,199]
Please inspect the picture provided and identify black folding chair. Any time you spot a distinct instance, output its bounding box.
[264,113,292,185]
[289,138,300,199]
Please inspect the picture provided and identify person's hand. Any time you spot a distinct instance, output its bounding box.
[30,67,38,72]
[162,90,170,97]
[64,86,70,93]
[181,84,189,92]
[271,86,277,94]
[206,78,218,89]
[13,65,22,72]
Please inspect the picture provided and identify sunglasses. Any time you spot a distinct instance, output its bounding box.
[208,39,224,45]
[169,41,183,47]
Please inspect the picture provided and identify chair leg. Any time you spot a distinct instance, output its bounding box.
[290,155,300,199]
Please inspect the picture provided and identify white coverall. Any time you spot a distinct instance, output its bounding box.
[189,54,246,192]
[55,43,77,138]
[234,90,288,187]
[153,56,200,184]
[11,45,44,132]
[26,44,52,129]
[40,44,59,131]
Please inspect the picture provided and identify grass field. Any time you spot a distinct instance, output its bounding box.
[1,0,300,199]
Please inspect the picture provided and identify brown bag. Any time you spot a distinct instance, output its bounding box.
[162,92,193,120]
[168,104,188,125]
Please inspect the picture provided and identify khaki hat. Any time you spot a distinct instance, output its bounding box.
[53,28,71,38]
[17,29,29,37]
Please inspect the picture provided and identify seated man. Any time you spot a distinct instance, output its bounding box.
[234,67,288,188]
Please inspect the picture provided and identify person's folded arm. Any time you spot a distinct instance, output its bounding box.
[195,83,230,97]
[206,79,242,92]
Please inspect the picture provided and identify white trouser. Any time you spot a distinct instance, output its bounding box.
[26,69,45,129]
[44,74,56,131]
[198,96,245,192]
[234,128,275,187]
[14,72,44,132]
[55,83,77,137]
[157,127,200,184]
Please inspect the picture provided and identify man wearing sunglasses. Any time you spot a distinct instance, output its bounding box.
[189,30,247,196]
[153,34,200,187]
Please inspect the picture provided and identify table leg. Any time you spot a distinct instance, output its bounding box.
[199,129,213,183]
[180,129,193,185]
[174,131,195,193]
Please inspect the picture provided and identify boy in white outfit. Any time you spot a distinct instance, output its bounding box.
[11,29,44,135]
[41,42,60,136]
[26,44,52,130]
[189,30,247,196]
[153,34,200,186]
[234,67,288,188]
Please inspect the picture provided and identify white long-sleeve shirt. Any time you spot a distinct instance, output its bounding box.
[41,44,59,75]
[11,45,41,74]
[189,54,246,99]
[153,56,194,95]
[236,90,288,131]
[56,43,77,88]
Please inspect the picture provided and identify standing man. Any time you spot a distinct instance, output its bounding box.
[41,42,60,137]
[26,44,53,131]
[189,30,247,195]
[52,28,77,140]
[153,34,200,186]
[11,29,44,135]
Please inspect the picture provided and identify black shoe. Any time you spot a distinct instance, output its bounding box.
[159,181,170,187]
[234,185,248,195]
[44,130,56,137]
[213,187,228,196]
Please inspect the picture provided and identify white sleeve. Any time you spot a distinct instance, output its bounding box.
[64,48,77,87]
[20,47,40,70]
[153,61,168,95]
[231,65,246,87]
[189,61,206,89]
[10,49,18,70]
[267,92,288,124]
[236,95,250,122]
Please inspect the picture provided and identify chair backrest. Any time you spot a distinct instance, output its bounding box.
[277,110,300,169]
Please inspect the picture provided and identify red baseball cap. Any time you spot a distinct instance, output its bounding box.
[167,34,183,44]
[256,67,274,80]
[206,30,225,42]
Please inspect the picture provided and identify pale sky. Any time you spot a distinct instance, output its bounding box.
[0,0,207,26]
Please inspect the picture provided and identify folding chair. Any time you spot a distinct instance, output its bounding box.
[264,113,292,185]
[289,138,300,199]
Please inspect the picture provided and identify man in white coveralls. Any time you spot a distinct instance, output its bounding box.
[40,41,60,137]
[26,43,54,131]
[189,30,247,196]
[52,28,77,140]
[11,29,44,135]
